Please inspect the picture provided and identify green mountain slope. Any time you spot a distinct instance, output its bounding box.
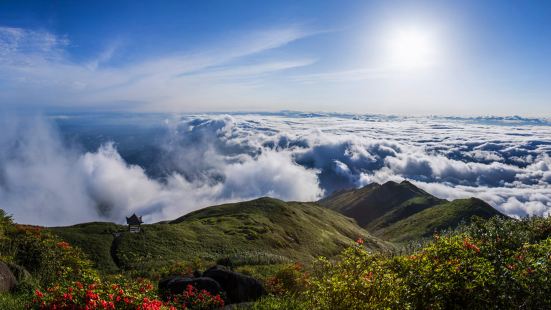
[371,198,505,242]
[318,180,505,242]
[50,222,122,273]
[319,180,445,227]
[50,197,389,273]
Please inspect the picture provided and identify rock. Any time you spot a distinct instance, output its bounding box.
[159,276,224,298]
[0,262,17,292]
[192,270,202,278]
[203,265,266,304]
[7,263,32,284]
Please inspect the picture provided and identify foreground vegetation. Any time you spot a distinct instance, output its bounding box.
[261,216,551,309]
[0,200,550,309]
[0,210,225,309]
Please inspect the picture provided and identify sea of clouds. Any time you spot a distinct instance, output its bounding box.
[0,112,550,226]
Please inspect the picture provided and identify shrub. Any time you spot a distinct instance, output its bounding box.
[0,210,16,261]
[305,243,405,310]
[30,277,224,309]
[269,217,551,309]
[393,235,496,309]
[265,263,308,296]
[9,225,98,287]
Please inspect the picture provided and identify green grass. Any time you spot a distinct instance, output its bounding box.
[247,295,310,310]
[366,195,443,231]
[319,180,442,227]
[0,293,29,310]
[372,198,505,242]
[49,197,390,274]
[50,222,123,273]
[47,184,506,274]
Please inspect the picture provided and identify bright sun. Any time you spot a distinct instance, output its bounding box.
[385,26,439,70]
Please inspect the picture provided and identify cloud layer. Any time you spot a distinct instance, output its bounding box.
[0,113,550,225]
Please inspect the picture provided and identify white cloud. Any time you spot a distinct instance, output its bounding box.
[0,113,550,225]
[180,113,551,218]
[0,27,68,63]
[0,114,323,225]
[0,25,316,111]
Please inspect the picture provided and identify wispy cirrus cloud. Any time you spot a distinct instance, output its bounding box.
[0,25,316,111]
[0,27,68,63]
[292,67,395,83]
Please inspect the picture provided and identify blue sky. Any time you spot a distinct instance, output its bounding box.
[1,0,551,116]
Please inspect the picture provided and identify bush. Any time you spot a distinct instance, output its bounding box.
[393,235,496,309]
[9,225,98,287]
[30,277,224,309]
[305,243,404,310]
[0,209,16,261]
[265,263,308,296]
[262,217,551,309]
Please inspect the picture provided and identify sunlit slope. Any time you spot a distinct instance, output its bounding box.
[50,222,122,273]
[51,197,388,273]
[319,181,505,242]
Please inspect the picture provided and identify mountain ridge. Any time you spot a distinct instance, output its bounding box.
[318,180,506,242]
[50,197,389,273]
[48,183,506,272]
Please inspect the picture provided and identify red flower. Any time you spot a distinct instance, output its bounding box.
[35,289,44,298]
[363,271,374,282]
[86,290,99,300]
[56,241,71,249]
[463,237,481,253]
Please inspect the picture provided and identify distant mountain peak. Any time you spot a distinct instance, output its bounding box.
[318,181,505,243]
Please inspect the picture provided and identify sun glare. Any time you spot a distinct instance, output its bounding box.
[385,26,439,70]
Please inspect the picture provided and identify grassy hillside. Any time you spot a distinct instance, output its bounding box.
[319,180,505,242]
[319,180,443,227]
[50,197,389,274]
[50,222,122,273]
[370,198,504,242]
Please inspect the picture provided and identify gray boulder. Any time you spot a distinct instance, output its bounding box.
[203,265,266,304]
[0,262,17,292]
